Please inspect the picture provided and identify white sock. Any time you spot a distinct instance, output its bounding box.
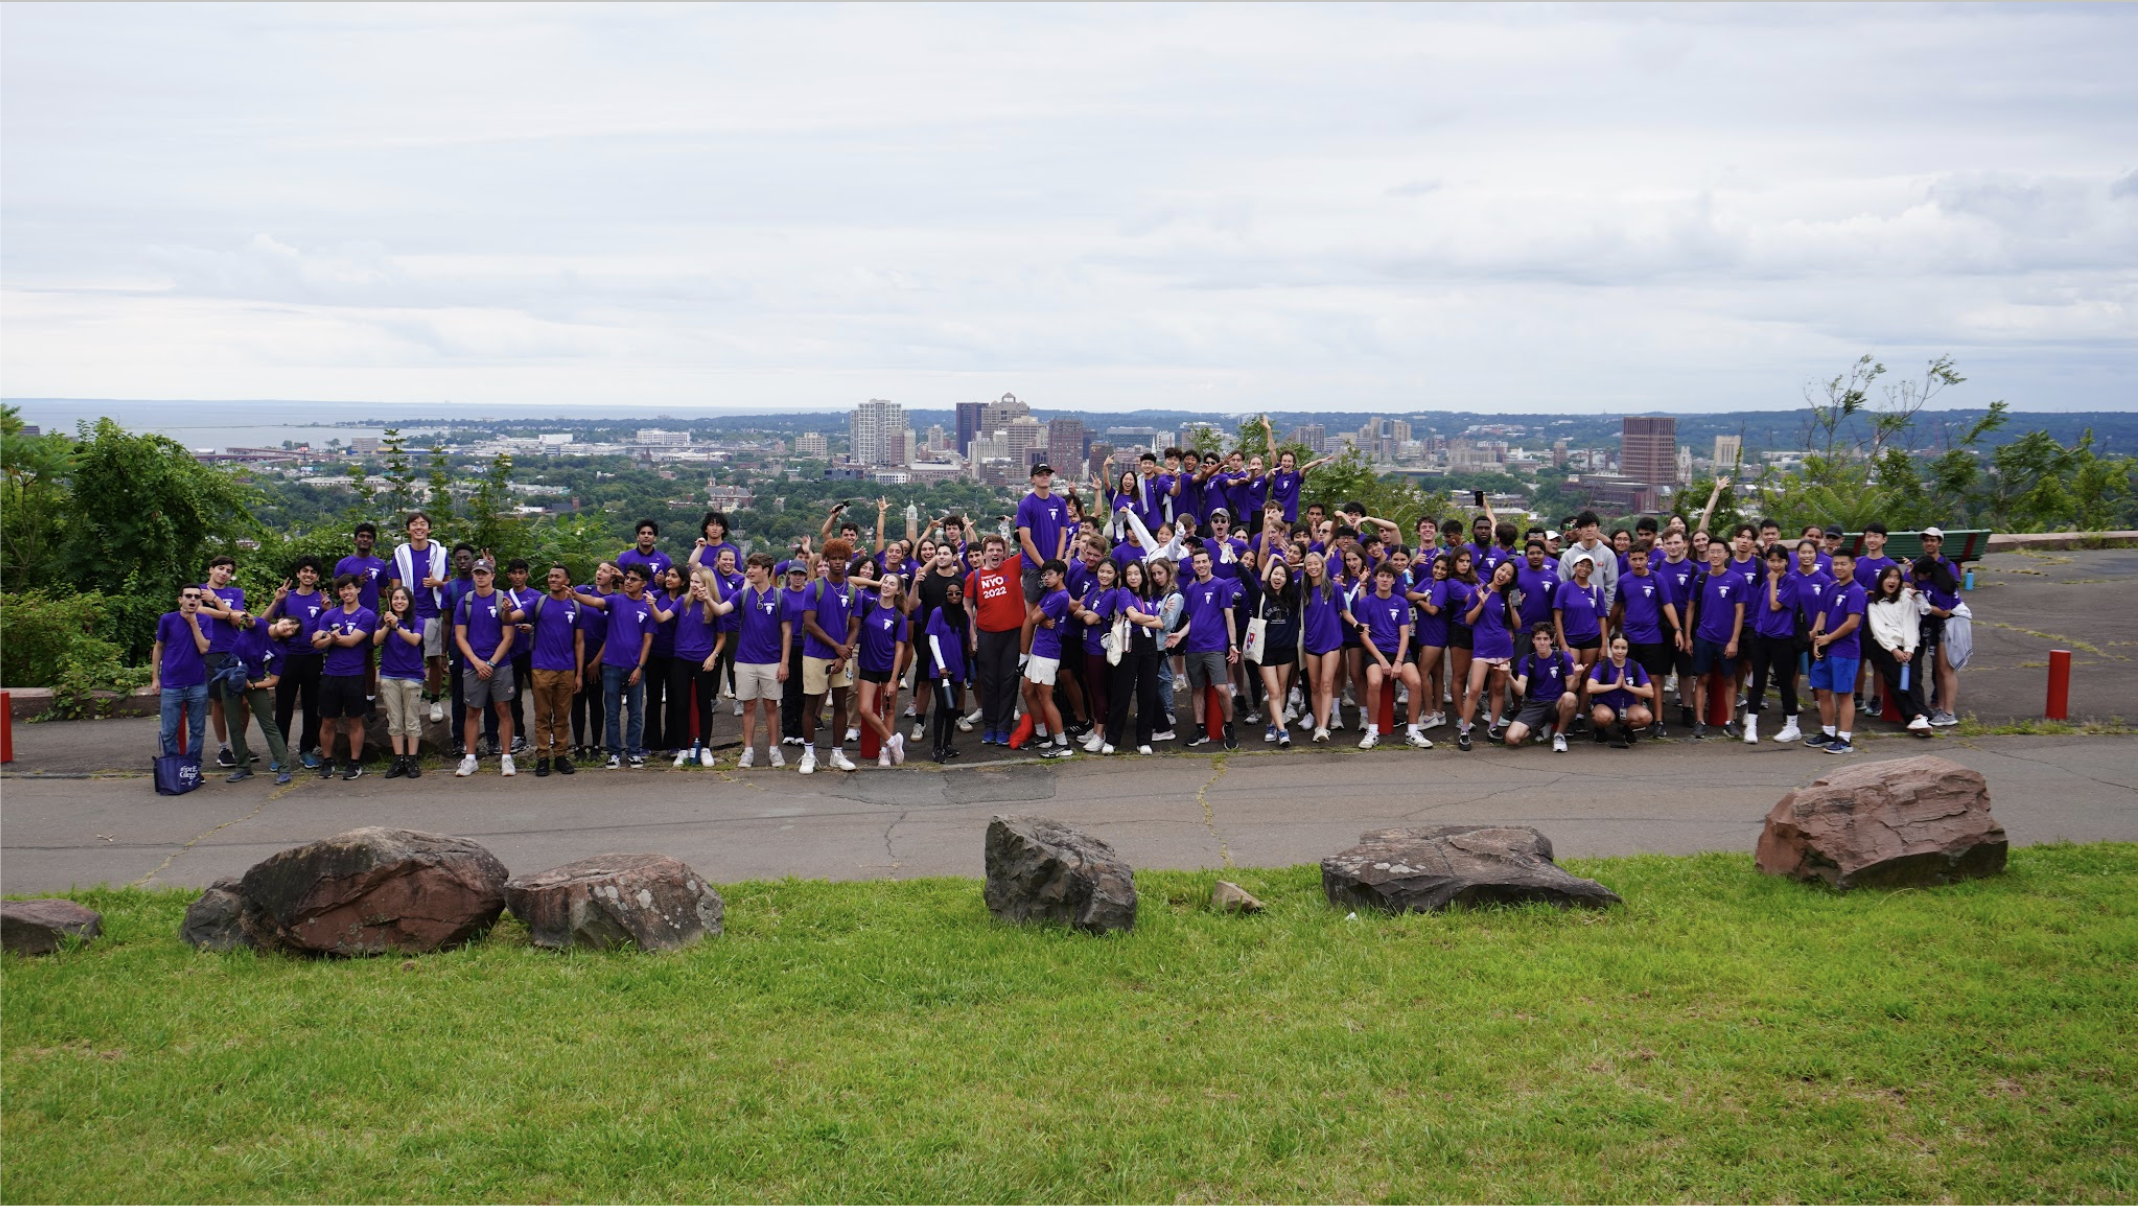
[1838,730,1852,742]
[1822,726,1836,738]
[804,742,816,756]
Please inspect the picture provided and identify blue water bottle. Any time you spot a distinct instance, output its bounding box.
[1964,568,1975,591]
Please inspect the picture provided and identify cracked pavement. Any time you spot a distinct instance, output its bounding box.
[3,728,2132,893]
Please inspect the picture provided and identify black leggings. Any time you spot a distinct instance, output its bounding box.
[930,678,961,753]
[642,654,672,750]
[1107,647,1161,747]
[275,652,323,755]
[1745,631,1800,717]
[573,645,606,748]
[781,643,807,740]
[668,657,715,748]
[1868,644,1929,722]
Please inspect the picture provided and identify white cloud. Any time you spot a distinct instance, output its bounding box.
[3,3,2135,413]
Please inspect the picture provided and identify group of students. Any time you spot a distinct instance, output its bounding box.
[149,451,1972,782]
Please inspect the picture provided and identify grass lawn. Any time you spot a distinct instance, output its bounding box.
[4,845,2135,1204]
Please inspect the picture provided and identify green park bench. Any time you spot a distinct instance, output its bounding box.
[1841,528,1993,565]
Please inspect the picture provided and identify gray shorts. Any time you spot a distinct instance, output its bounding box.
[1183,649,1229,692]
[422,615,446,657]
[463,660,515,707]
[1512,698,1563,731]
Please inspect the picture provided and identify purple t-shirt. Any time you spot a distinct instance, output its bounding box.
[1587,659,1651,712]
[673,598,718,662]
[202,585,245,654]
[273,588,328,658]
[1755,574,1806,640]
[1820,581,1868,660]
[1303,580,1345,656]
[318,605,377,677]
[600,594,655,669]
[856,601,906,674]
[1515,566,1558,629]
[1519,650,1576,701]
[1180,576,1242,654]
[1469,584,1516,660]
[1352,589,1410,658]
[616,546,674,588]
[1201,537,1248,581]
[455,589,513,662]
[156,612,207,688]
[232,621,280,683]
[1412,578,1451,648]
[1556,581,1606,643]
[521,594,581,673]
[1016,492,1071,563]
[802,580,860,659]
[1694,568,1744,646]
[734,584,786,666]
[335,554,389,612]
[1853,553,1898,594]
[1084,586,1120,657]
[379,614,427,680]
[1655,557,1699,627]
[1619,571,1666,645]
[649,589,682,659]
[714,570,745,633]
[1030,589,1071,661]
[1268,467,1303,522]
[924,611,967,680]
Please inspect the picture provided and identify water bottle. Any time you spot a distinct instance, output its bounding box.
[1964,568,1974,591]
[1899,665,1909,692]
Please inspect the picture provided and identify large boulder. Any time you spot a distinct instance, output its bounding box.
[983,816,1138,934]
[1322,824,1622,913]
[239,827,509,955]
[505,854,724,952]
[1,899,103,955]
[179,878,255,952]
[1757,755,2006,890]
[360,710,456,756]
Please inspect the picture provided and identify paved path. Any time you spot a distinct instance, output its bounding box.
[3,732,2132,894]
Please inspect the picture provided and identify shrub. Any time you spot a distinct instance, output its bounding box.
[44,634,150,720]
[0,589,104,687]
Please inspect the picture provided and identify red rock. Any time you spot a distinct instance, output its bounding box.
[1756,755,2006,890]
[239,827,508,955]
[1,899,102,955]
[505,854,724,952]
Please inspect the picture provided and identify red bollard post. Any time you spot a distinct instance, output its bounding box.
[1706,671,1734,727]
[1378,680,1397,733]
[2046,649,2072,721]
[859,683,890,759]
[1,691,13,764]
[1203,685,1225,742]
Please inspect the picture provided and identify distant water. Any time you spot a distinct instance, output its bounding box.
[6,398,769,452]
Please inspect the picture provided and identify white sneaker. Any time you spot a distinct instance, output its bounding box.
[768,746,785,769]
[674,749,690,767]
[957,711,977,733]
[1552,734,1568,753]
[1152,729,1176,742]
[1082,732,1104,753]
[1907,715,1932,733]
[912,720,927,741]
[1359,729,1379,750]
[798,751,816,774]
[1422,712,1446,730]
[878,748,894,768]
[1775,719,1801,744]
[1405,730,1433,749]
[499,755,516,777]
[1743,715,1760,745]
[429,700,445,724]
[1312,727,1329,743]
[830,749,857,772]
[733,700,744,716]
[845,727,860,744]
[1101,743,1117,755]
[1138,744,1153,755]
[700,747,715,767]
[738,748,755,768]
[455,755,478,777]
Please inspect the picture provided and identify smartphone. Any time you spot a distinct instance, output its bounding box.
[1472,489,1485,506]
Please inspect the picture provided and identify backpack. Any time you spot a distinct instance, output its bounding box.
[1944,601,1974,670]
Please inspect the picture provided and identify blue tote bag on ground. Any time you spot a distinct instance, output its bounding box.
[154,753,203,796]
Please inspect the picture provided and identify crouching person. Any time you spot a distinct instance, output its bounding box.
[1504,627,1578,752]
[1583,634,1655,749]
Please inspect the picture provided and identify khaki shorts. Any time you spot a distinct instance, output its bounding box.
[379,676,425,737]
[801,655,852,696]
[734,661,781,702]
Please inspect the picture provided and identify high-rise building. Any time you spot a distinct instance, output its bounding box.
[1676,444,1694,485]
[1004,416,1046,473]
[926,424,948,453]
[955,402,986,455]
[1047,418,1086,468]
[1086,442,1113,481]
[1288,424,1327,454]
[849,398,905,467]
[795,432,829,459]
[636,429,690,445]
[1620,416,1677,486]
[981,392,1030,433]
[1713,434,1744,471]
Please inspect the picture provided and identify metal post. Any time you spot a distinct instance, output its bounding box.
[2046,649,2072,721]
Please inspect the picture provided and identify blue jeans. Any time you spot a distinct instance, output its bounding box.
[602,663,644,757]
[159,684,208,759]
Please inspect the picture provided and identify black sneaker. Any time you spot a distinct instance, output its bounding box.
[406,758,422,779]
[535,757,551,778]
[1594,727,1610,744]
[1186,732,1210,748]
[1678,706,1695,729]
[216,745,236,768]
[1456,728,1473,752]
[1222,723,1238,751]
[318,758,337,779]
[225,767,254,784]
[1804,730,1833,748]
[512,736,528,755]
[384,757,408,780]
[1651,722,1668,739]
[1722,721,1742,739]
[555,756,575,775]
[1692,724,1707,741]
[1622,724,1640,747]
[342,760,363,780]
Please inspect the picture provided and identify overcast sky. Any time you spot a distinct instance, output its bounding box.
[4,3,2134,415]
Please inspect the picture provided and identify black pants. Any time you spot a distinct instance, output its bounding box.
[930,678,960,754]
[642,654,671,751]
[1745,631,1800,717]
[274,652,323,755]
[781,643,807,740]
[1107,648,1160,747]
[1868,644,1929,722]
[669,657,714,749]
[573,644,606,749]
[711,642,736,702]
[975,628,1022,732]
[508,652,533,737]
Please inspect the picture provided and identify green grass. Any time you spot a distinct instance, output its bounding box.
[6,847,2136,1204]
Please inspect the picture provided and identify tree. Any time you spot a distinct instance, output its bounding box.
[1,404,73,591]
[379,428,417,519]
[425,444,456,534]
[464,452,522,557]
[59,417,261,600]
